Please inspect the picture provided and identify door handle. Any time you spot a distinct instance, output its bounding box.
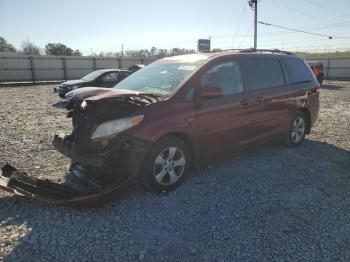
[255,97,263,104]
[240,99,249,106]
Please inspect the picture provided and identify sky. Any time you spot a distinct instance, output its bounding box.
[0,0,350,55]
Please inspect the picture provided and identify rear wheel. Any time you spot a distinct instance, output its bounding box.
[286,112,307,146]
[318,75,324,85]
[142,136,191,192]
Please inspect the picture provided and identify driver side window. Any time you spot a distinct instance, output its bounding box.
[201,61,243,96]
[101,72,118,82]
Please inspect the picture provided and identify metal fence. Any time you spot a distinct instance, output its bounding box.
[0,52,156,83]
[0,53,350,82]
[306,56,350,81]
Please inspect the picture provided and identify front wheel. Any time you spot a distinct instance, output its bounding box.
[142,136,191,192]
[286,112,307,147]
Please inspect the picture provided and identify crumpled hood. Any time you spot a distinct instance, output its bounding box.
[67,87,141,102]
[61,79,88,86]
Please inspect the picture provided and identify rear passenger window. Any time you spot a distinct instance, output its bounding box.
[243,59,285,90]
[284,58,313,84]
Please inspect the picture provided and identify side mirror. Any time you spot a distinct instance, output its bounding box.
[200,86,223,99]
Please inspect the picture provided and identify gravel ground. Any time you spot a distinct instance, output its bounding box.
[0,81,349,261]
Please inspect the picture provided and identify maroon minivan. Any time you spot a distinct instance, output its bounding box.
[0,49,320,206]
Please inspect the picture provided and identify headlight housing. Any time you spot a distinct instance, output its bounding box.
[72,84,80,89]
[91,115,144,140]
[65,92,75,102]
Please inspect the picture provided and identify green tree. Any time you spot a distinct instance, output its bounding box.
[45,43,81,56]
[0,37,16,52]
[72,49,82,56]
[150,46,158,57]
[158,49,168,58]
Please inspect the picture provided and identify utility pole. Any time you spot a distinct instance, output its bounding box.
[249,0,258,50]
[121,44,124,58]
[209,35,211,51]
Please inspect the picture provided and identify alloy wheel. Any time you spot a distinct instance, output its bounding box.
[290,116,305,144]
[153,146,186,186]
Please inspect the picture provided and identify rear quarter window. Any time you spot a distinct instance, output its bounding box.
[284,58,313,84]
[243,58,285,90]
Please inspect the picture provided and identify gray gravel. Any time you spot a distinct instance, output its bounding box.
[0,81,349,261]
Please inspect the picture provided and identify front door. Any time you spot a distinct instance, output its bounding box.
[195,59,253,156]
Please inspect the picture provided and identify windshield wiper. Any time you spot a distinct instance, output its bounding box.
[139,92,164,102]
[126,93,163,106]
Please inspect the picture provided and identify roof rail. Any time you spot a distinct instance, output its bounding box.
[200,48,295,55]
[213,48,245,52]
[238,48,295,55]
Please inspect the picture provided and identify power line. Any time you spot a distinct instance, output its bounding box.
[270,0,332,23]
[238,22,254,48]
[218,38,350,48]
[218,45,349,52]
[260,42,350,49]
[254,29,350,44]
[232,1,248,48]
[257,21,335,39]
[303,0,350,19]
[259,21,350,40]
[210,21,350,39]
[288,46,350,52]
[256,36,350,46]
[256,21,350,36]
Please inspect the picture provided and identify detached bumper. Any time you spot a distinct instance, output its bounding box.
[0,164,85,204]
[0,164,136,207]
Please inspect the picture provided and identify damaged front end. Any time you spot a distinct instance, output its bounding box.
[0,88,160,207]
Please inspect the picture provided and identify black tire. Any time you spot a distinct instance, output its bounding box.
[285,112,308,147]
[318,75,324,85]
[142,136,191,193]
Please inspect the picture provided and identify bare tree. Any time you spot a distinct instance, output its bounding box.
[96,47,195,58]
[21,39,41,55]
[98,51,122,57]
[169,48,195,56]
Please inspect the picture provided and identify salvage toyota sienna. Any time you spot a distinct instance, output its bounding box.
[0,49,320,206]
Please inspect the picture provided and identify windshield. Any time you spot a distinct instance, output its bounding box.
[81,70,105,81]
[114,54,208,96]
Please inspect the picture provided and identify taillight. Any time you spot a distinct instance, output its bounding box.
[310,85,321,93]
